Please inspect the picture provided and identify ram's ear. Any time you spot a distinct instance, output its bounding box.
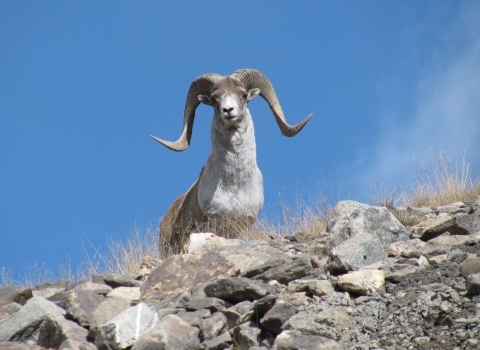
[247,88,261,102]
[198,94,212,105]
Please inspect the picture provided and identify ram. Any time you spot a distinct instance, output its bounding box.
[152,69,311,257]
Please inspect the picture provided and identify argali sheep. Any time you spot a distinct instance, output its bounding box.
[152,69,312,257]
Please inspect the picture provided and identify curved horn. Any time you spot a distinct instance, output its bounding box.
[232,69,312,137]
[151,73,222,151]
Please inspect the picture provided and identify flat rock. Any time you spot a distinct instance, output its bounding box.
[273,330,343,350]
[337,270,385,295]
[386,238,448,259]
[385,265,424,283]
[144,290,191,311]
[204,277,275,303]
[411,215,464,240]
[140,252,237,300]
[186,297,229,313]
[103,275,143,288]
[216,240,290,274]
[200,331,232,350]
[106,286,141,301]
[95,302,158,350]
[74,282,112,296]
[327,233,387,274]
[185,232,243,254]
[436,202,471,215]
[131,314,200,350]
[252,255,313,285]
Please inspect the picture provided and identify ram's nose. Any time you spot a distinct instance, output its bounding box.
[223,107,234,114]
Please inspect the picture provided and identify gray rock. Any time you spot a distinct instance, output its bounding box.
[456,212,480,235]
[260,301,297,335]
[253,295,278,320]
[204,277,274,303]
[201,311,228,340]
[88,296,131,340]
[176,309,211,328]
[222,301,254,329]
[230,322,261,348]
[460,257,480,278]
[95,302,158,349]
[282,309,348,340]
[144,290,191,311]
[240,258,292,279]
[200,331,232,350]
[216,240,290,274]
[405,206,435,218]
[436,202,471,215]
[274,330,343,350]
[0,296,88,347]
[131,314,200,350]
[103,275,143,288]
[330,202,408,247]
[106,286,141,301]
[411,215,466,240]
[0,302,22,322]
[64,289,105,327]
[466,273,480,295]
[186,297,229,313]
[252,255,313,285]
[327,233,388,274]
[140,252,237,300]
[74,282,112,296]
[385,265,424,283]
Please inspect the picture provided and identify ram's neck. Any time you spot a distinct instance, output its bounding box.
[197,110,264,217]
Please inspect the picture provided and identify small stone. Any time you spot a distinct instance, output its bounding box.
[428,254,448,265]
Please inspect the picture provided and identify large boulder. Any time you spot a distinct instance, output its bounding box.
[0,296,88,348]
[329,201,408,247]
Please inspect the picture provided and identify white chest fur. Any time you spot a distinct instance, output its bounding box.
[198,113,264,218]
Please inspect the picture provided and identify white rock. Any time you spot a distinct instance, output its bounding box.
[96,302,158,350]
[185,233,243,254]
[337,269,385,295]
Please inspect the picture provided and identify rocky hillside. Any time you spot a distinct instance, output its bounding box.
[1,197,480,350]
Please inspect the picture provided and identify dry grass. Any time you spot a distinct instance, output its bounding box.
[372,152,480,226]
[406,153,480,207]
[81,225,159,277]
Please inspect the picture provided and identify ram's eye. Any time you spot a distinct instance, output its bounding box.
[243,94,248,99]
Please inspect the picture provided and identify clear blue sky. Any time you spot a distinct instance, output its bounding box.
[1,2,479,280]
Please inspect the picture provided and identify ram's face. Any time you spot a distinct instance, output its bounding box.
[198,77,260,128]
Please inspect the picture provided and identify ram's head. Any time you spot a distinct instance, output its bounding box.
[151,69,312,151]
